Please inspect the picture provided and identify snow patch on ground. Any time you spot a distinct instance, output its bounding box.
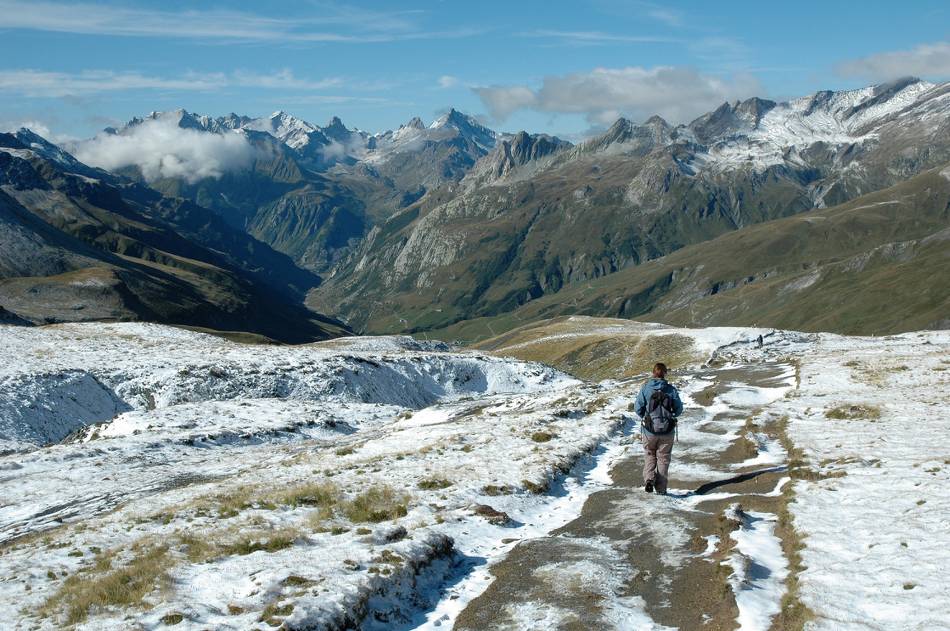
[723,505,789,631]
[772,330,950,630]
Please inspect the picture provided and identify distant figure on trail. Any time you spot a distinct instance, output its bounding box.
[634,363,684,495]
[756,334,764,348]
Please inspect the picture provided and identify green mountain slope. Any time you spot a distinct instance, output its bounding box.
[430,165,950,342]
[312,82,950,333]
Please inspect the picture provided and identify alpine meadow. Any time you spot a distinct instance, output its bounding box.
[1,2,948,630]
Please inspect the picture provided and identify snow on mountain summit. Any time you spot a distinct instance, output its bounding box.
[429,108,497,151]
[107,78,947,180]
[688,77,945,172]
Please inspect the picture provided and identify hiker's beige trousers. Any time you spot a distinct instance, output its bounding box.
[642,434,674,493]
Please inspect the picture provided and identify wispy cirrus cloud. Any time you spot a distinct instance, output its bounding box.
[0,69,342,98]
[591,0,685,28]
[643,6,684,28]
[836,41,950,81]
[521,29,679,46]
[0,1,479,43]
[474,65,762,125]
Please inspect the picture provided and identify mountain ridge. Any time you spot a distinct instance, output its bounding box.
[8,77,949,339]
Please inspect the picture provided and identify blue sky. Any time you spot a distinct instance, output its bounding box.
[2,0,949,141]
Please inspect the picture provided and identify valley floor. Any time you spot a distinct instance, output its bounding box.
[0,320,947,630]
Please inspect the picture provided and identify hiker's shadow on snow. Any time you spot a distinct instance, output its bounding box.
[664,490,695,500]
[747,559,772,581]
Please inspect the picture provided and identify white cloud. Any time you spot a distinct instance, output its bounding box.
[230,70,342,90]
[0,69,340,98]
[475,66,763,125]
[438,75,460,89]
[472,85,538,121]
[0,1,477,43]
[274,95,396,106]
[72,117,255,184]
[837,41,950,81]
[521,29,679,45]
[645,7,683,27]
[4,119,48,137]
[0,70,217,98]
[1,119,78,145]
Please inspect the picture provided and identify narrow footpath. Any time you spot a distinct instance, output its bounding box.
[452,361,797,630]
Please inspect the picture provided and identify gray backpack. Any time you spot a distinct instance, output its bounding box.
[644,389,676,435]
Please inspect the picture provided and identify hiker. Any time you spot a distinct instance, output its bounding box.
[634,362,684,494]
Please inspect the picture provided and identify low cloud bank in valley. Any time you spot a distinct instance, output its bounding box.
[73,117,255,183]
[475,65,762,125]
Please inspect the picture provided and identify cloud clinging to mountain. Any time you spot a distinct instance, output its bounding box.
[837,41,950,81]
[474,66,762,125]
[73,117,254,184]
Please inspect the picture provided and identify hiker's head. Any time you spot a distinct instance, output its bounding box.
[652,363,668,379]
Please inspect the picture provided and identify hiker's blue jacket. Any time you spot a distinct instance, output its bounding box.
[635,378,684,436]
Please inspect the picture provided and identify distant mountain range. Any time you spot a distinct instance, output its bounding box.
[2,77,948,339]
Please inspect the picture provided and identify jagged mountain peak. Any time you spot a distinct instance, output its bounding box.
[607,116,634,131]
[0,131,28,150]
[461,130,571,188]
[427,108,496,151]
[401,116,425,130]
[644,115,671,129]
[4,128,104,179]
[872,76,923,96]
[580,116,671,154]
[431,108,484,131]
[325,115,347,130]
[734,97,776,125]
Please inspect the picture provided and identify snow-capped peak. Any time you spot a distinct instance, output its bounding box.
[428,108,497,151]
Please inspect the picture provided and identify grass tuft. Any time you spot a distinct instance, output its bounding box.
[825,404,882,420]
[530,431,555,443]
[417,477,453,490]
[279,482,338,508]
[179,528,299,563]
[40,543,171,625]
[342,486,409,523]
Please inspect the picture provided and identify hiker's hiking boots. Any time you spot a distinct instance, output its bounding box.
[644,480,654,493]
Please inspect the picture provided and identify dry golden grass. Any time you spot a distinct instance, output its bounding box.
[825,404,882,421]
[772,418,816,631]
[278,482,339,508]
[417,476,453,490]
[39,542,171,625]
[342,486,410,523]
[474,318,699,380]
[177,527,300,564]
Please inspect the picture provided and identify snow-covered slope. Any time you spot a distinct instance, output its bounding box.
[2,321,948,630]
[0,321,611,629]
[769,330,950,630]
[689,77,949,173]
[0,322,566,453]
